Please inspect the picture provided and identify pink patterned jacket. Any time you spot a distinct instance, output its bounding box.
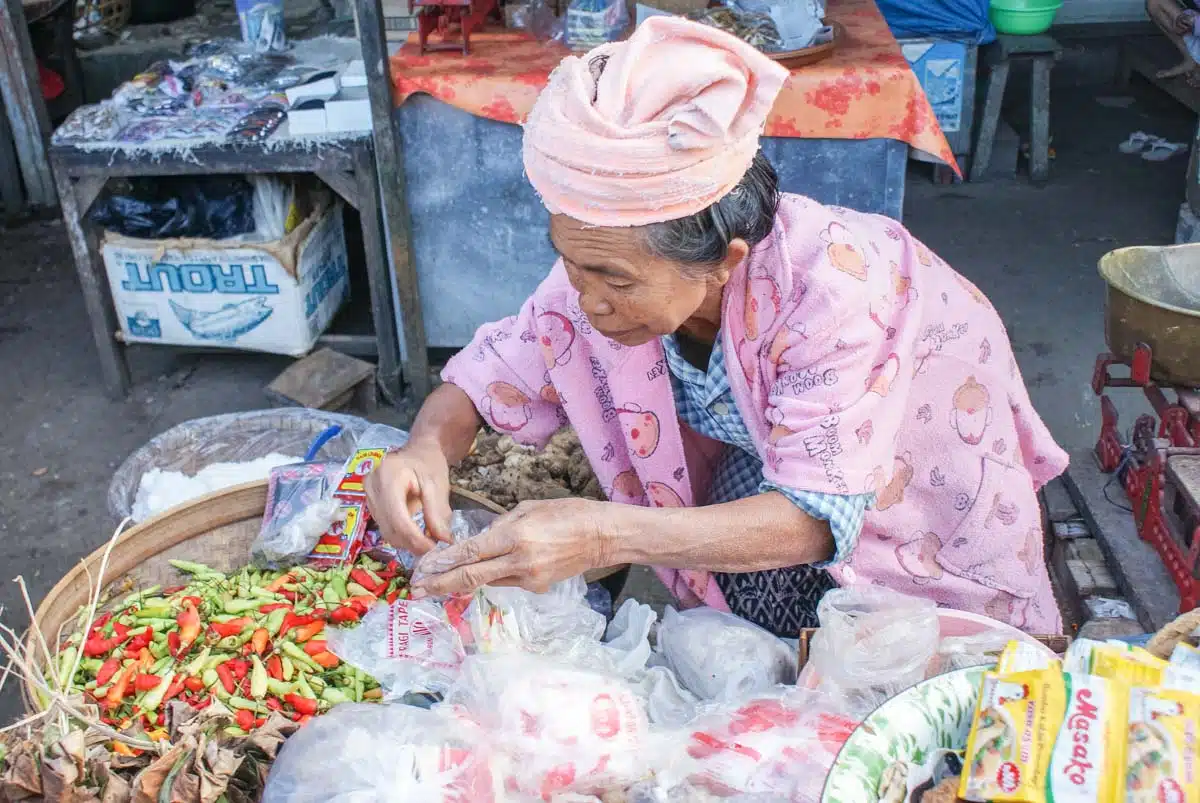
[443,194,1068,633]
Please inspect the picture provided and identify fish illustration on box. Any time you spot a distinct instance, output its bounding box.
[169,297,273,341]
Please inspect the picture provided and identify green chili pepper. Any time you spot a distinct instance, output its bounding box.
[280,655,295,682]
[280,641,323,672]
[321,686,351,705]
[185,647,211,676]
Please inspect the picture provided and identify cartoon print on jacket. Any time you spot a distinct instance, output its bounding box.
[481,381,532,432]
[646,481,684,508]
[866,354,901,396]
[538,311,575,368]
[617,405,660,458]
[869,453,914,511]
[895,531,944,584]
[821,221,870,280]
[950,377,993,446]
[608,470,647,505]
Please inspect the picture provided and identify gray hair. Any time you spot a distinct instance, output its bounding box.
[643,152,780,273]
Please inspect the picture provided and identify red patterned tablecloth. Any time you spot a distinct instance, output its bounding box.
[389,0,956,166]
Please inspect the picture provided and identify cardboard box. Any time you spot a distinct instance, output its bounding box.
[102,204,350,356]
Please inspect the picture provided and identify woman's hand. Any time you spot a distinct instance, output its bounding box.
[409,498,611,598]
[364,437,456,557]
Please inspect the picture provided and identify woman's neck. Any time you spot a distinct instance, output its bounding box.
[676,282,725,345]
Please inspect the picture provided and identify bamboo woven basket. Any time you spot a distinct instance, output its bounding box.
[24,481,624,711]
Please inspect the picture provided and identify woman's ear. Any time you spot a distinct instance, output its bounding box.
[710,237,750,285]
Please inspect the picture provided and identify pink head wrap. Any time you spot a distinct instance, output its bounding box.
[522,16,790,228]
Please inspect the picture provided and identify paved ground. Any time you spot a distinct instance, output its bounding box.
[0,84,1192,723]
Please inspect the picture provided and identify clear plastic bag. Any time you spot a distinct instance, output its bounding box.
[331,509,606,698]
[566,0,628,51]
[801,587,939,721]
[109,409,368,521]
[447,653,661,800]
[250,461,343,568]
[657,607,795,702]
[651,686,856,801]
[262,703,502,802]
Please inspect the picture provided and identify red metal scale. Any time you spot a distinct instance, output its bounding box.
[409,0,497,55]
[1093,343,1200,613]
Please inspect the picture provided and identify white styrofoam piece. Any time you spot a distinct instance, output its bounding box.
[341,59,368,87]
[326,88,372,132]
[102,207,350,356]
[286,75,341,106]
[287,105,328,135]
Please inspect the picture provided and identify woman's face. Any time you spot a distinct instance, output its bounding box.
[549,215,743,347]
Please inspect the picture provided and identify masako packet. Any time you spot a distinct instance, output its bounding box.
[1125,685,1200,803]
[959,667,1066,802]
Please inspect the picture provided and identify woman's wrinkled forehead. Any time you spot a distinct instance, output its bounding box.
[549,215,651,280]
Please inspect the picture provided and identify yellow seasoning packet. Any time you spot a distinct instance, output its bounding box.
[1066,639,1167,687]
[997,640,1061,674]
[1046,672,1129,803]
[959,667,1067,802]
[1124,685,1200,803]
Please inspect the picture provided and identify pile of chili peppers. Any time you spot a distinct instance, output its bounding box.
[51,555,408,746]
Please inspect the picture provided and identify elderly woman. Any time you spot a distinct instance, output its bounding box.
[365,17,1068,636]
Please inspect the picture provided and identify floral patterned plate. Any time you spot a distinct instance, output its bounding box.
[821,667,986,803]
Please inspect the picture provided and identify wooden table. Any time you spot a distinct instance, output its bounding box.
[50,134,404,402]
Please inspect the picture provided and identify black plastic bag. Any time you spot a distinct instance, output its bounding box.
[89,176,256,240]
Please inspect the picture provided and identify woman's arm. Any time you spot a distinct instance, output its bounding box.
[601,491,834,572]
[408,492,835,598]
[408,382,485,465]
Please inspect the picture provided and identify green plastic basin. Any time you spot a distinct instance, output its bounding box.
[989,0,1062,34]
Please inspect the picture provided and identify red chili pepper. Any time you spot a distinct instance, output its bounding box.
[385,590,400,604]
[235,709,256,731]
[258,603,290,613]
[285,694,319,716]
[134,674,162,692]
[111,621,130,640]
[176,601,201,655]
[162,585,185,595]
[156,711,166,726]
[180,596,202,609]
[88,612,113,638]
[293,620,325,643]
[96,658,121,686]
[265,696,282,711]
[278,589,298,602]
[193,695,212,711]
[84,635,124,658]
[184,676,205,693]
[126,626,153,653]
[349,569,383,595]
[228,659,249,680]
[163,674,185,703]
[303,640,328,657]
[215,663,236,695]
[250,628,270,655]
[330,606,360,625]
[209,617,253,639]
[279,612,314,637]
[266,655,283,680]
[310,651,340,669]
[167,631,181,657]
[297,714,313,726]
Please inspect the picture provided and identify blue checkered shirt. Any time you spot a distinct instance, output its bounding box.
[662,334,871,569]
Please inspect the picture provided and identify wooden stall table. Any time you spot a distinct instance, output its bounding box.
[51,129,404,403]
[385,0,957,395]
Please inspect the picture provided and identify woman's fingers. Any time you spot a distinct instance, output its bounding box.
[415,526,516,576]
[412,554,523,597]
[419,474,456,544]
[365,465,437,555]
